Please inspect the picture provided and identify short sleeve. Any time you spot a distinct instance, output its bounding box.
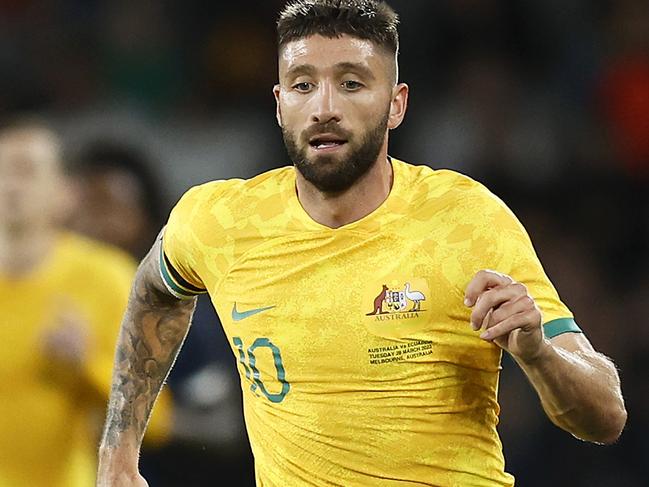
[474,186,582,338]
[160,185,209,299]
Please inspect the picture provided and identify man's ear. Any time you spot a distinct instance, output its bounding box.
[387,83,409,130]
[273,84,283,127]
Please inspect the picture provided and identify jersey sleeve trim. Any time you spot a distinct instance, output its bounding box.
[158,243,206,299]
[543,318,582,339]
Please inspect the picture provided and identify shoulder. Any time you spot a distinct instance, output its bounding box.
[395,159,509,216]
[170,166,294,219]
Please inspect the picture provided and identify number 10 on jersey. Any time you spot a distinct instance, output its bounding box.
[233,337,291,403]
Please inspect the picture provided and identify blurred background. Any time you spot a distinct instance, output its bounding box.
[1,0,647,485]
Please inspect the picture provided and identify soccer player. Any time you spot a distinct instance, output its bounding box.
[97,1,627,486]
[0,119,172,486]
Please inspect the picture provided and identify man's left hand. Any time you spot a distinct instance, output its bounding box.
[464,270,547,362]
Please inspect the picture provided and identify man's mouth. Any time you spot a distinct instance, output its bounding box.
[309,134,348,151]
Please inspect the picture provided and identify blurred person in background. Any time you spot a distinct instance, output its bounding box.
[68,140,166,259]
[97,1,626,486]
[70,139,255,486]
[0,118,172,486]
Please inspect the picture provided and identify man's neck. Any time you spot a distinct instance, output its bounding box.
[295,155,394,229]
[0,224,57,278]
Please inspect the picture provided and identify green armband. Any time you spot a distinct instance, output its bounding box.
[159,242,206,299]
[543,318,582,339]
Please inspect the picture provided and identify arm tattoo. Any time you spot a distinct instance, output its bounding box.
[101,242,196,449]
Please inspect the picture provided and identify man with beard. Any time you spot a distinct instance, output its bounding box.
[98,1,626,486]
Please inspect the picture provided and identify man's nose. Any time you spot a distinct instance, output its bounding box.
[311,82,342,124]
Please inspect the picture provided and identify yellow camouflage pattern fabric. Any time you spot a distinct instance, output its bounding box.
[162,158,574,487]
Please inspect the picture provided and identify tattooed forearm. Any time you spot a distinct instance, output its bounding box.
[100,239,196,451]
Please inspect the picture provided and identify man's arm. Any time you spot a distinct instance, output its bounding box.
[465,270,627,445]
[97,236,196,486]
[515,331,625,444]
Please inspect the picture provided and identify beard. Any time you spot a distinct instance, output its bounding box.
[282,111,390,193]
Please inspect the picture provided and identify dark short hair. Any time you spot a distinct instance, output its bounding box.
[277,0,399,55]
[71,139,166,226]
[0,114,56,139]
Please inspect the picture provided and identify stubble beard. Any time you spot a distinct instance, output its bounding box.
[282,112,390,194]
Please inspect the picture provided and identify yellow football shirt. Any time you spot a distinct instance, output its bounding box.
[0,232,172,487]
[162,158,578,487]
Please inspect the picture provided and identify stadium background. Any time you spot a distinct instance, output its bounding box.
[1,0,647,485]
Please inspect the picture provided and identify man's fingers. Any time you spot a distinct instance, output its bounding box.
[479,308,541,341]
[469,283,528,330]
[464,270,513,307]
[489,294,535,325]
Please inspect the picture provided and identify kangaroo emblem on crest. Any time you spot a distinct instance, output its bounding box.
[366,284,388,315]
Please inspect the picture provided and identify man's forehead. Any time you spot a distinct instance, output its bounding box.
[279,35,382,70]
[0,131,60,166]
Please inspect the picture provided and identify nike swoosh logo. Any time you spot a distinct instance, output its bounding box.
[231,303,275,322]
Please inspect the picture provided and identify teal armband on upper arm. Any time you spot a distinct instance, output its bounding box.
[159,241,206,300]
[543,318,582,339]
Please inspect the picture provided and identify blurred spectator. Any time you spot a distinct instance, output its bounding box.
[70,137,255,486]
[68,140,165,259]
[0,118,171,486]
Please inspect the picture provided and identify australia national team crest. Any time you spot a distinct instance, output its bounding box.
[363,277,431,337]
[367,280,427,316]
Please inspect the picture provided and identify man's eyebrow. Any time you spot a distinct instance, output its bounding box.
[285,62,377,80]
[285,64,317,79]
[334,62,376,80]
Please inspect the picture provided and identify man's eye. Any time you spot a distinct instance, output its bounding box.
[293,82,313,92]
[342,80,363,90]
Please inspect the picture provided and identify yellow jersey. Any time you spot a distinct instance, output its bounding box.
[0,232,171,487]
[162,158,579,487]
